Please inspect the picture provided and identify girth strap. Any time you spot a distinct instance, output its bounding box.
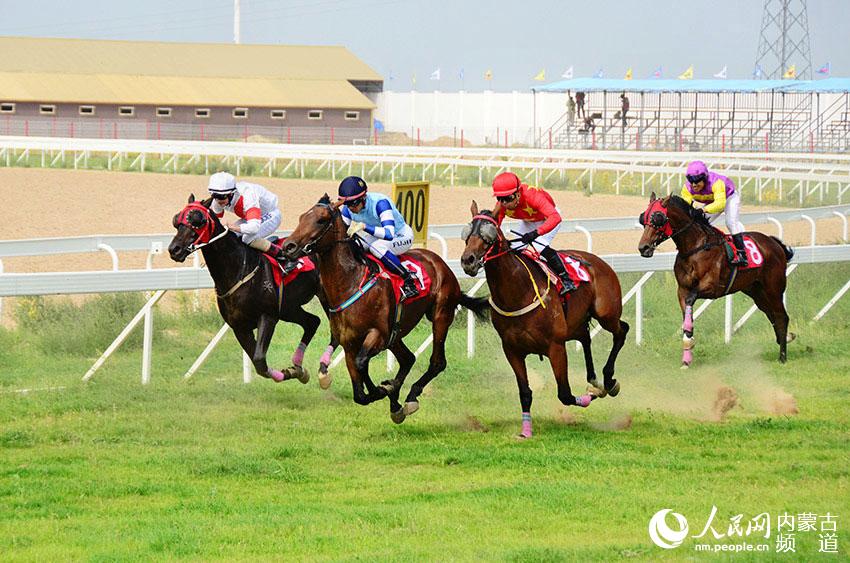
[216,265,259,299]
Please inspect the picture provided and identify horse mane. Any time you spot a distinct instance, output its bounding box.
[668,195,713,228]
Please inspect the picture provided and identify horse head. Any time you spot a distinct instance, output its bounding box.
[168,194,222,262]
[284,193,344,259]
[460,200,503,276]
[638,193,706,257]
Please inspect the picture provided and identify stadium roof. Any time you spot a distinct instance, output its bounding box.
[0,36,380,109]
[534,78,850,94]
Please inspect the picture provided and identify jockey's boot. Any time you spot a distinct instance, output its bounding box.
[731,233,748,267]
[381,253,419,302]
[267,240,299,275]
[541,246,576,296]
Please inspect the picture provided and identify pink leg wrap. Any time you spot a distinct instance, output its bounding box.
[320,345,333,366]
[575,394,593,408]
[682,349,693,365]
[267,368,285,382]
[292,342,307,367]
[683,305,694,333]
[520,413,533,438]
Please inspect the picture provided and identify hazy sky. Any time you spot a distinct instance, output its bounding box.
[1,0,846,91]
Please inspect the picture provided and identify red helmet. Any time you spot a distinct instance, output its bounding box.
[492,172,522,197]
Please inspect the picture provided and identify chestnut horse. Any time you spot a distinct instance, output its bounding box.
[637,193,795,366]
[282,194,489,423]
[460,201,629,438]
[169,195,336,384]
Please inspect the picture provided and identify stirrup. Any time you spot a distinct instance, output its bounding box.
[731,253,748,267]
[400,280,418,301]
[558,275,576,295]
[279,259,298,275]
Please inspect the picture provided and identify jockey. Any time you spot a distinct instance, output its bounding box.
[337,176,419,302]
[682,161,747,267]
[208,172,298,275]
[492,171,575,295]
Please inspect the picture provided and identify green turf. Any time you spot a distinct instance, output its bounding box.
[1,264,849,560]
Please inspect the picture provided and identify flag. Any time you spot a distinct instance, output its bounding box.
[713,65,727,79]
[458,68,464,80]
[430,68,441,80]
[484,69,493,81]
[624,68,633,80]
[533,69,545,81]
[412,73,417,87]
[817,62,831,76]
[649,66,663,79]
[592,68,604,79]
[783,64,796,79]
[752,63,764,79]
[678,65,694,80]
[561,66,574,79]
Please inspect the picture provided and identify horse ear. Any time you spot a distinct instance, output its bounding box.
[188,193,195,203]
[649,191,656,203]
[470,200,479,215]
[318,193,331,205]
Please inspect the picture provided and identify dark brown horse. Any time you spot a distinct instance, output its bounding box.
[282,194,489,423]
[168,195,336,384]
[637,193,795,366]
[460,201,629,438]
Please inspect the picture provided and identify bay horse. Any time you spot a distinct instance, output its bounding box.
[637,193,795,366]
[168,194,336,384]
[282,194,490,423]
[460,201,629,438]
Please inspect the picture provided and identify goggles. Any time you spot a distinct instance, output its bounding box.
[686,173,707,185]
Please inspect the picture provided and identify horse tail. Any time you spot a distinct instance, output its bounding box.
[770,236,794,262]
[458,294,490,321]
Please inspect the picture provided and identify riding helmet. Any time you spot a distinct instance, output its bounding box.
[492,172,522,197]
[338,176,368,201]
[208,171,236,194]
[686,161,709,185]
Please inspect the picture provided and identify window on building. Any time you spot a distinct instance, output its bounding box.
[156,107,172,118]
[39,104,56,115]
[233,107,249,119]
[195,108,210,118]
[308,110,323,120]
[79,105,96,116]
[119,106,135,117]
[344,111,360,121]
[270,109,286,120]
[0,103,15,114]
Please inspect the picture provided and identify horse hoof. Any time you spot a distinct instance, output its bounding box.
[318,373,332,390]
[587,378,607,398]
[516,431,532,440]
[285,366,309,384]
[606,380,621,397]
[681,363,690,370]
[403,401,420,416]
[787,332,797,343]
[390,409,406,424]
[380,380,396,394]
[575,394,594,408]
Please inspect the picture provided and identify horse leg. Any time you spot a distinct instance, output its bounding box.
[744,284,792,363]
[280,305,321,381]
[503,346,534,438]
[576,324,599,390]
[352,329,388,405]
[232,325,261,377]
[318,337,338,390]
[599,318,629,397]
[551,342,595,410]
[384,340,416,423]
[679,287,698,368]
[402,304,452,417]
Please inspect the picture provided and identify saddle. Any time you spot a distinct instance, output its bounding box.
[720,233,762,270]
[363,254,431,304]
[522,249,592,300]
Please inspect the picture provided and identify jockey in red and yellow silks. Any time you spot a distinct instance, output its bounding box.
[492,172,575,295]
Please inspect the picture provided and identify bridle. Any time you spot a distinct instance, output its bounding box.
[640,198,725,257]
[174,202,229,254]
[463,213,513,269]
[299,203,346,255]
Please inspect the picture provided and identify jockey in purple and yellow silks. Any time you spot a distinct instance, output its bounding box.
[682,160,748,267]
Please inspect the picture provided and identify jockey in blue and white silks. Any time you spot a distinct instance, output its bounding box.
[337,176,418,301]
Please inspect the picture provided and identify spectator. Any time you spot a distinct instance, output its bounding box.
[566,94,576,125]
[620,93,630,127]
[580,115,596,133]
[575,91,586,119]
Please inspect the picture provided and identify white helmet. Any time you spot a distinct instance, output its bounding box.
[208,172,236,195]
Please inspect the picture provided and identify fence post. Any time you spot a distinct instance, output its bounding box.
[288,127,291,144]
[504,129,508,148]
[243,125,248,142]
[461,129,464,148]
[112,122,117,139]
[200,123,205,141]
[417,128,421,146]
[722,133,726,152]
[548,128,552,149]
[157,122,161,140]
[765,133,769,153]
[69,122,74,138]
[373,128,378,145]
[330,127,335,145]
[591,130,596,150]
[24,120,29,137]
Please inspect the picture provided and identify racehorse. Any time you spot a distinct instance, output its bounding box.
[637,193,795,366]
[282,194,490,423]
[460,201,629,438]
[168,194,336,384]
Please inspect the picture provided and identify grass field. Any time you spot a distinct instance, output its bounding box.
[1,264,849,560]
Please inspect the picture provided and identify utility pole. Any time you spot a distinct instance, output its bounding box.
[755,0,812,79]
[234,0,241,44]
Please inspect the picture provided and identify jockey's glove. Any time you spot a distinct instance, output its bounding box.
[347,221,366,237]
[520,230,540,244]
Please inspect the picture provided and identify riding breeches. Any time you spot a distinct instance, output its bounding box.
[358,223,414,258]
[706,192,744,235]
[509,212,563,251]
[235,209,282,244]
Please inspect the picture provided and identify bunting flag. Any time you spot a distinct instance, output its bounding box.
[429,68,441,80]
[752,63,764,79]
[713,65,727,79]
[678,65,694,80]
[649,66,663,79]
[484,69,493,81]
[783,64,796,79]
[561,66,574,79]
[533,69,545,81]
[458,68,464,80]
[624,68,633,80]
[592,68,604,79]
[412,73,417,87]
[817,62,831,76]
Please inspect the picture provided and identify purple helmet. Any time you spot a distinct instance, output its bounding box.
[686,161,708,185]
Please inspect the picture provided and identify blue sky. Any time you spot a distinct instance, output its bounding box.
[1,0,845,90]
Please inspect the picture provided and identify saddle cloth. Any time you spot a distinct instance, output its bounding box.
[522,249,592,298]
[721,234,764,270]
[364,253,432,303]
[260,255,316,288]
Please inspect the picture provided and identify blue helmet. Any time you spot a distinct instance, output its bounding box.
[338,176,368,202]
